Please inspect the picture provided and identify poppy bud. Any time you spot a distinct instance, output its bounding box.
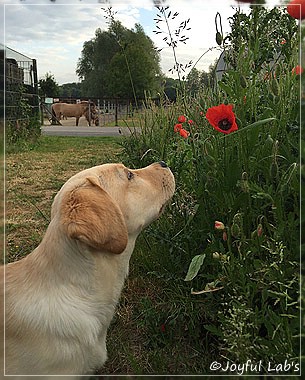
[272,140,279,160]
[231,223,240,238]
[241,172,249,192]
[222,231,228,241]
[216,31,223,46]
[179,128,190,138]
[271,78,279,96]
[215,221,225,230]
[239,74,247,88]
[242,172,248,181]
[178,115,187,123]
[266,134,274,145]
[257,224,263,237]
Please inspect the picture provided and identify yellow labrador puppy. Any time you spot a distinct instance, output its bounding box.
[1,162,175,378]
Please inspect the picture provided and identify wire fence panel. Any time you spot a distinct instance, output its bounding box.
[3,44,40,126]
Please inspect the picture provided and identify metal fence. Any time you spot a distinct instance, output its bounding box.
[42,97,141,127]
[3,44,40,125]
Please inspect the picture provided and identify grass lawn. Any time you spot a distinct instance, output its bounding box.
[5,136,123,263]
[5,135,209,376]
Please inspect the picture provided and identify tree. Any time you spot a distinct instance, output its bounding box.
[38,72,59,98]
[58,82,83,98]
[184,63,216,96]
[163,77,180,101]
[76,21,162,99]
[185,68,201,95]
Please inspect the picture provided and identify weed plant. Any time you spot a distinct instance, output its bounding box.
[6,85,41,151]
[120,5,301,374]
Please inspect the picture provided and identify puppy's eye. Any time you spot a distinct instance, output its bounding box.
[127,171,134,181]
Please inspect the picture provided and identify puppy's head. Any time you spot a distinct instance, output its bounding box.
[53,162,175,254]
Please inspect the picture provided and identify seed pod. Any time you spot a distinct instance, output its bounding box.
[216,32,223,46]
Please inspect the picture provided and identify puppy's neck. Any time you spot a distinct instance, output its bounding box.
[21,218,137,288]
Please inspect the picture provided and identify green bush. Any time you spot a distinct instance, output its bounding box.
[120,5,301,374]
[6,85,41,151]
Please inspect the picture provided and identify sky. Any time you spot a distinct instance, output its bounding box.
[1,0,284,85]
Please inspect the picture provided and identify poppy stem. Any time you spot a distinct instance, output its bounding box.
[223,135,227,180]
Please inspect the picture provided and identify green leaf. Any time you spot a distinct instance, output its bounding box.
[184,254,206,281]
[223,118,276,138]
[277,162,297,193]
[246,117,277,129]
[218,81,235,97]
[203,324,223,337]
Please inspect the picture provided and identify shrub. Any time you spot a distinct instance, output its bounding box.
[6,85,41,151]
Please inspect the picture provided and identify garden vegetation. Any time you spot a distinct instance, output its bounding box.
[5,1,303,376]
[118,4,301,374]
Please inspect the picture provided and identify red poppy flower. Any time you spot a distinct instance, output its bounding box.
[179,129,190,138]
[174,123,183,133]
[287,0,305,20]
[206,104,238,135]
[188,119,194,125]
[178,115,187,123]
[292,65,304,75]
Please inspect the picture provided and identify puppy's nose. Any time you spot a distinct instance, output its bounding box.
[159,161,168,168]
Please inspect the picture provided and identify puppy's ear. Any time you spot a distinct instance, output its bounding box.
[61,176,128,254]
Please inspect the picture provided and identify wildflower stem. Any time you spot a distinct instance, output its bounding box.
[163,11,182,84]
[159,6,188,113]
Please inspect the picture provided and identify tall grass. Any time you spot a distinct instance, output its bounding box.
[120,4,301,374]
